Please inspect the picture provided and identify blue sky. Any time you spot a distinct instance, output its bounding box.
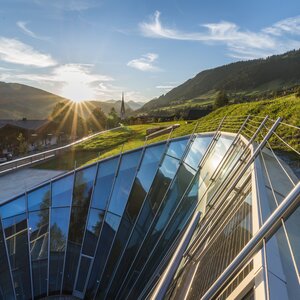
[0,0,300,102]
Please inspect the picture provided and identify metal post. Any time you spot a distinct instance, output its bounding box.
[149,211,200,300]
[200,181,300,300]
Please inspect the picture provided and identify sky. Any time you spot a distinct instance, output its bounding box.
[0,0,300,102]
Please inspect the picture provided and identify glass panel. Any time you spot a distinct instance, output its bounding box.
[85,213,121,299]
[91,157,119,210]
[107,155,180,299]
[167,137,189,159]
[82,208,104,257]
[28,209,49,298]
[184,135,213,169]
[28,184,51,211]
[267,225,300,300]
[0,220,15,299]
[96,144,166,297]
[196,135,233,214]
[108,150,142,216]
[186,192,252,300]
[49,207,70,295]
[120,163,196,298]
[0,196,26,219]
[127,176,200,298]
[2,213,32,300]
[63,165,97,294]
[52,174,74,207]
[284,205,300,275]
[75,256,92,293]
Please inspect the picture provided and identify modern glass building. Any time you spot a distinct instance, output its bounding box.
[0,115,299,300]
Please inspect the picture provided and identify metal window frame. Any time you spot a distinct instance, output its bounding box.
[114,120,225,299]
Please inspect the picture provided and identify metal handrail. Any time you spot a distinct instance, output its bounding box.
[200,181,300,300]
[0,126,122,175]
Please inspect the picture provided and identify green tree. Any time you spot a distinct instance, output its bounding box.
[107,107,120,128]
[87,107,107,132]
[17,133,28,154]
[214,91,229,108]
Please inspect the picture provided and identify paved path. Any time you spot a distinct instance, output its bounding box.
[0,168,66,203]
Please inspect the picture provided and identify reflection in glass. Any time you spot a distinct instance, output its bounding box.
[75,256,92,292]
[2,213,32,300]
[0,220,15,299]
[127,176,200,297]
[85,213,121,299]
[120,163,195,298]
[49,207,70,295]
[28,209,49,298]
[107,155,180,299]
[0,196,26,219]
[184,135,212,169]
[28,184,51,211]
[96,144,166,298]
[91,157,119,210]
[108,150,142,216]
[82,208,104,257]
[52,174,74,207]
[167,137,189,159]
[63,165,97,294]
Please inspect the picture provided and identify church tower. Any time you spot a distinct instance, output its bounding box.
[120,92,126,120]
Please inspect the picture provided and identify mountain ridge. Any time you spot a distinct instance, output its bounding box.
[139,49,300,113]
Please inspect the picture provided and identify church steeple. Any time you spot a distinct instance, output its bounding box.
[120,92,126,120]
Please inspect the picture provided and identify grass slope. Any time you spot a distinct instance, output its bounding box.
[34,94,300,170]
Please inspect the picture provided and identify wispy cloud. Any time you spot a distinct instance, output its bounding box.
[0,37,56,67]
[17,21,49,40]
[127,53,161,72]
[263,15,300,36]
[34,0,99,11]
[14,64,113,101]
[139,11,300,59]
[156,85,176,89]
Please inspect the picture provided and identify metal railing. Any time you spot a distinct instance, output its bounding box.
[0,127,121,175]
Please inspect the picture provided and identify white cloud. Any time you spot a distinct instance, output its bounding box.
[140,11,300,59]
[263,16,300,36]
[127,53,161,72]
[14,64,113,101]
[17,21,49,40]
[0,37,56,67]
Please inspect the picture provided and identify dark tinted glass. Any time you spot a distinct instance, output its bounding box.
[120,163,195,298]
[28,209,49,298]
[52,174,74,207]
[28,184,51,211]
[96,144,166,297]
[0,196,26,219]
[85,212,121,299]
[0,220,15,299]
[75,256,92,292]
[63,165,97,293]
[108,150,142,216]
[91,157,119,210]
[3,213,32,300]
[107,155,180,299]
[128,177,200,298]
[49,207,70,295]
[82,208,104,256]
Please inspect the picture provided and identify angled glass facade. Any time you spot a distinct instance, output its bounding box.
[0,116,299,300]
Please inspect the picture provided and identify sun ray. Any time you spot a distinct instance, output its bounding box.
[80,101,105,131]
